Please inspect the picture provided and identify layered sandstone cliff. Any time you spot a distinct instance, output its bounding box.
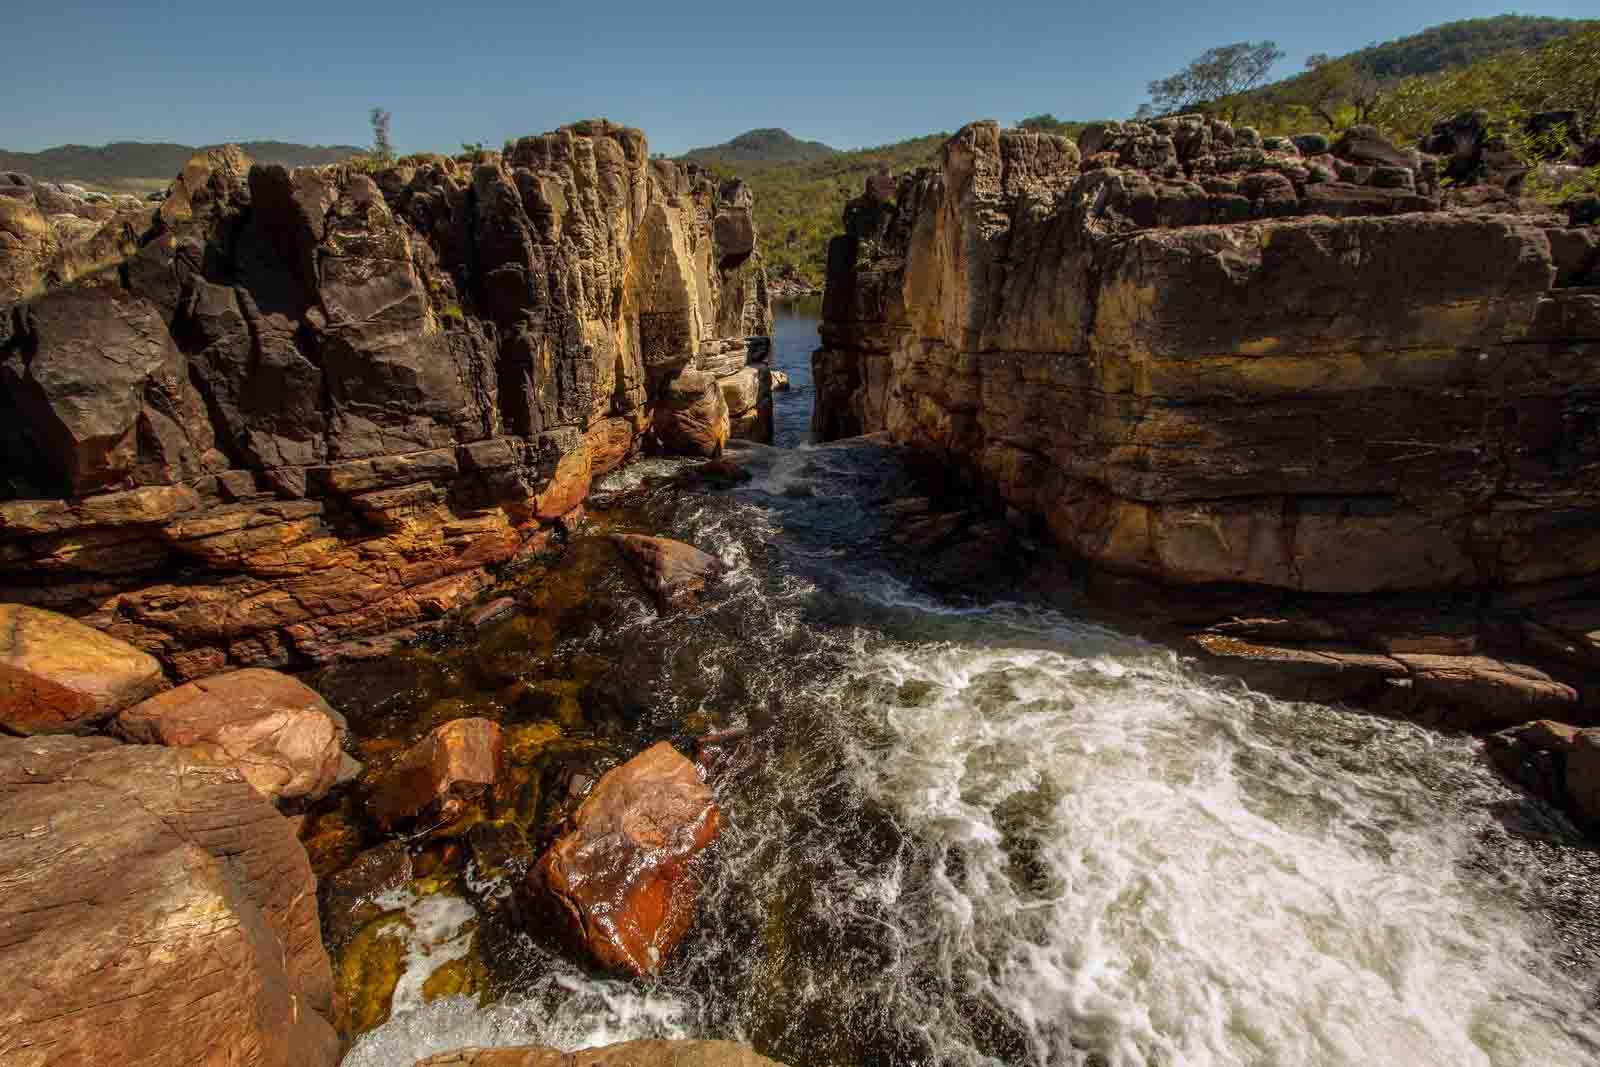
[814,118,1600,731]
[0,122,773,679]
[814,118,1600,597]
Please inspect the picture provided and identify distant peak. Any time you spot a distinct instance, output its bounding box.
[682,129,838,165]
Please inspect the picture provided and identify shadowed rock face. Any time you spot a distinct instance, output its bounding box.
[0,123,772,678]
[813,119,1600,597]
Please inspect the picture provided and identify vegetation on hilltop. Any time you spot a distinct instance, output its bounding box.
[695,133,949,286]
[1369,25,1600,142]
[1199,15,1599,136]
[683,127,839,166]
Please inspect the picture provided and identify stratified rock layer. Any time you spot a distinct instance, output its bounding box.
[0,123,771,677]
[815,119,1599,597]
[0,734,338,1067]
[814,119,1600,723]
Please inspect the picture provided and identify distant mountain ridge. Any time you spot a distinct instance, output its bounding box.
[682,128,838,166]
[0,140,366,187]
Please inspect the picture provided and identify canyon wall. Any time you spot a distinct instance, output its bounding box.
[815,118,1600,597]
[0,121,772,679]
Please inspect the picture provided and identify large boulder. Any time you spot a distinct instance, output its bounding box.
[653,367,730,457]
[371,717,504,832]
[2,287,207,495]
[1567,729,1600,826]
[417,1041,785,1067]
[0,734,338,1067]
[0,603,164,735]
[527,741,722,976]
[611,534,723,610]
[114,667,353,804]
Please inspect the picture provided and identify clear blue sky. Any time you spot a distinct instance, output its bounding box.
[3,2,1593,156]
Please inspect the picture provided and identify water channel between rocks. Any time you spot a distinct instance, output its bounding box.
[315,300,1600,1067]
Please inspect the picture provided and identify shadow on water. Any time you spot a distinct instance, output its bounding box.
[322,305,1600,1067]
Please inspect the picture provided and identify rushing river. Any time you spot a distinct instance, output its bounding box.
[336,303,1600,1067]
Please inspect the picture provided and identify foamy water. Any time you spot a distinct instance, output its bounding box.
[341,437,1600,1066]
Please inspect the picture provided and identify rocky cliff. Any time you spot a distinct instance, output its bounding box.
[0,121,773,679]
[814,118,1600,596]
[814,118,1600,727]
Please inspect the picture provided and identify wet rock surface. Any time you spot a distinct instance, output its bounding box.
[611,533,724,610]
[372,717,506,833]
[527,741,723,977]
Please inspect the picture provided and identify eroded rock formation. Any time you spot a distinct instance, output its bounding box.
[0,122,773,678]
[814,118,1600,721]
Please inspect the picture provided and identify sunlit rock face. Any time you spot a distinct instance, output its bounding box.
[0,122,773,678]
[814,118,1600,596]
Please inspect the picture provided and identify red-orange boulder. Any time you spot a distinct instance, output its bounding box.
[611,534,723,610]
[528,741,722,976]
[370,717,504,833]
[115,667,351,804]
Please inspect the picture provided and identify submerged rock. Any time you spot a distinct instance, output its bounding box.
[320,840,415,949]
[0,734,338,1065]
[416,1041,785,1067]
[0,603,164,735]
[114,666,352,804]
[611,533,724,610]
[372,717,505,833]
[526,740,722,976]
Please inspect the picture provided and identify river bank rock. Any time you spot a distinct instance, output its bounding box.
[0,734,338,1066]
[653,367,731,457]
[527,740,722,976]
[0,124,771,680]
[612,533,724,609]
[813,118,1600,743]
[814,120,1598,595]
[114,666,353,804]
[417,1040,785,1067]
[372,717,504,833]
[1486,721,1600,828]
[0,603,164,734]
